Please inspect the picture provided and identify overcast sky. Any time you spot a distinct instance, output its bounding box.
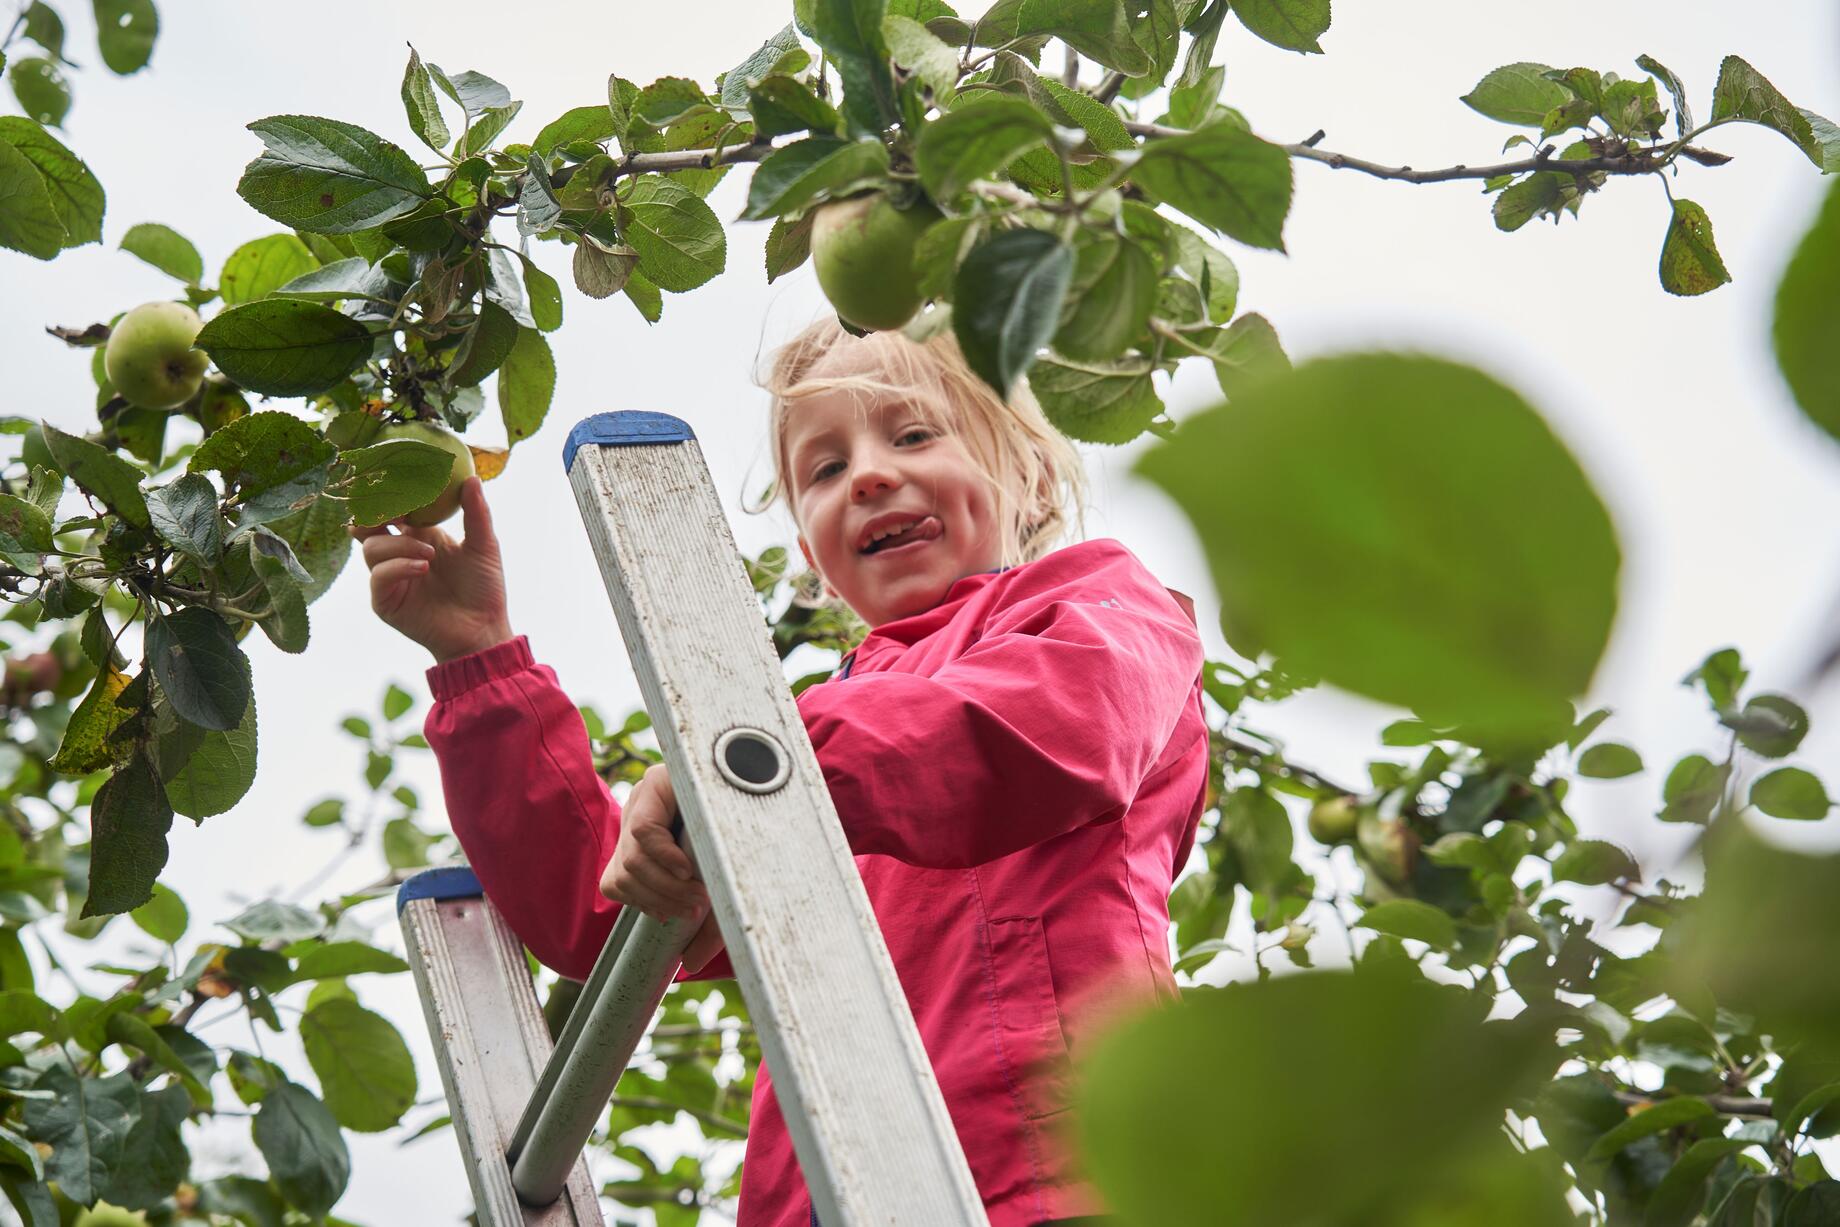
[5,2,1838,1222]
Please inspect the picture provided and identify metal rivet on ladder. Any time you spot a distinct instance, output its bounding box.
[713,727,790,794]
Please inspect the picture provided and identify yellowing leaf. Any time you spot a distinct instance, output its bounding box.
[48,667,133,775]
[468,444,508,481]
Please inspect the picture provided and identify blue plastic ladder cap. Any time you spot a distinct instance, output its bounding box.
[562,411,696,472]
[396,865,485,916]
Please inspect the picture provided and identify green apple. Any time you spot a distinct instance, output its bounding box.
[1306,795,1362,845]
[810,192,942,332]
[104,301,209,410]
[382,419,476,526]
[1355,810,1418,888]
[73,1203,149,1227]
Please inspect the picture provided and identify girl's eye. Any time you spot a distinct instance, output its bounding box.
[812,461,843,482]
[898,427,933,445]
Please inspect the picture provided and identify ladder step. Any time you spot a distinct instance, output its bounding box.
[399,869,604,1227]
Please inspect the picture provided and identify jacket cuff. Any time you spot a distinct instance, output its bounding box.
[426,634,535,702]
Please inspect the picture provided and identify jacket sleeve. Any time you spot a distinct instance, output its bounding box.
[423,635,734,983]
[794,541,1205,869]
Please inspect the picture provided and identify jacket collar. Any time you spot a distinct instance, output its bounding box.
[835,565,1010,679]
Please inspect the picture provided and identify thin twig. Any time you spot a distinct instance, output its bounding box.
[1121,119,1727,185]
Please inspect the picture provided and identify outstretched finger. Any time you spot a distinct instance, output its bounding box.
[359,533,436,568]
[459,477,497,552]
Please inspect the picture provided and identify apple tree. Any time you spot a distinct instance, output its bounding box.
[3,1,1840,1224]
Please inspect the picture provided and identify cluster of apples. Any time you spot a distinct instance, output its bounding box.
[98,303,471,526]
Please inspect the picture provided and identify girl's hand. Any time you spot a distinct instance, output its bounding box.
[600,763,726,974]
[349,476,515,664]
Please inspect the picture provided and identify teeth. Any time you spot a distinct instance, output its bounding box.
[863,517,924,550]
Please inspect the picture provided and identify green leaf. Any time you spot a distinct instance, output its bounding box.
[400,46,450,153]
[1635,54,1693,139]
[23,1068,138,1205]
[748,73,843,138]
[163,683,258,818]
[226,899,324,944]
[1586,1096,1713,1160]
[1680,831,1840,1046]
[765,212,815,283]
[1134,354,1619,744]
[620,175,727,291]
[129,883,187,944]
[720,22,807,109]
[334,438,454,527]
[1710,55,1821,166]
[884,14,958,103]
[1003,0,1151,75]
[39,422,149,527]
[20,2,66,61]
[1645,1138,1751,1227]
[1075,971,1553,1227]
[741,136,888,220]
[1551,839,1637,886]
[1723,693,1808,758]
[197,1176,286,1227]
[220,233,319,306]
[531,105,617,157]
[0,115,103,252]
[0,492,53,572]
[1659,199,1732,297]
[916,95,1053,202]
[517,153,561,238]
[517,254,562,333]
[1751,768,1832,821]
[0,132,66,259]
[119,221,202,284]
[48,666,134,775]
[1358,899,1458,949]
[101,1082,191,1207]
[1461,63,1573,126]
[252,1083,350,1218]
[1028,354,1161,444]
[289,942,409,982]
[1229,0,1330,54]
[498,325,555,446]
[1658,753,1728,825]
[1054,233,1158,361]
[1199,312,1290,398]
[268,492,352,604]
[425,64,510,121]
[952,227,1073,398]
[195,299,372,397]
[145,606,250,732]
[145,472,223,566]
[1169,222,1239,322]
[1773,180,1840,445]
[189,410,336,498]
[237,115,433,234]
[9,57,70,127]
[300,998,418,1131]
[1131,125,1293,251]
[83,751,175,916]
[805,0,899,136]
[572,237,638,300]
[1577,742,1643,779]
[1801,109,1840,173]
[92,0,157,74]
[624,266,663,323]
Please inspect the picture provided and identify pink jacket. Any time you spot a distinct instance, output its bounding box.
[423,537,1209,1227]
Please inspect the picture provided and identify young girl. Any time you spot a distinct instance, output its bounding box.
[351,316,1210,1227]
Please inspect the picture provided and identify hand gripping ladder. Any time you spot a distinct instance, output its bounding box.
[397,412,990,1227]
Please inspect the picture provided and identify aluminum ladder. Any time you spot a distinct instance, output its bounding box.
[396,411,989,1226]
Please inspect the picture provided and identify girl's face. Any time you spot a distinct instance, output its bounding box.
[786,352,1005,628]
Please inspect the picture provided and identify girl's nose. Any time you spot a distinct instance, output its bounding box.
[851,460,901,501]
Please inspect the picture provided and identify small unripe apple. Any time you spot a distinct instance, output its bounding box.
[810,192,942,332]
[381,419,475,527]
[104,301,209,410]
[73,1203,149,1227]
[1355,810,1418,888]
[1306,795,1362,845]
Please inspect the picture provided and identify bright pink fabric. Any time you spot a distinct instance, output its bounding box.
[423,537,1209,1227]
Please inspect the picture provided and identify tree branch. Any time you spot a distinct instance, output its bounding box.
[611,138,779,180]
[1613,1088,1772,1119]
[1121,120,1730,184]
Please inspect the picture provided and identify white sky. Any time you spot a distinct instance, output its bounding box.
[4,2,1839,1223]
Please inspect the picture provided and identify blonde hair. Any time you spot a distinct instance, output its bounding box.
[745,314,1090,590]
